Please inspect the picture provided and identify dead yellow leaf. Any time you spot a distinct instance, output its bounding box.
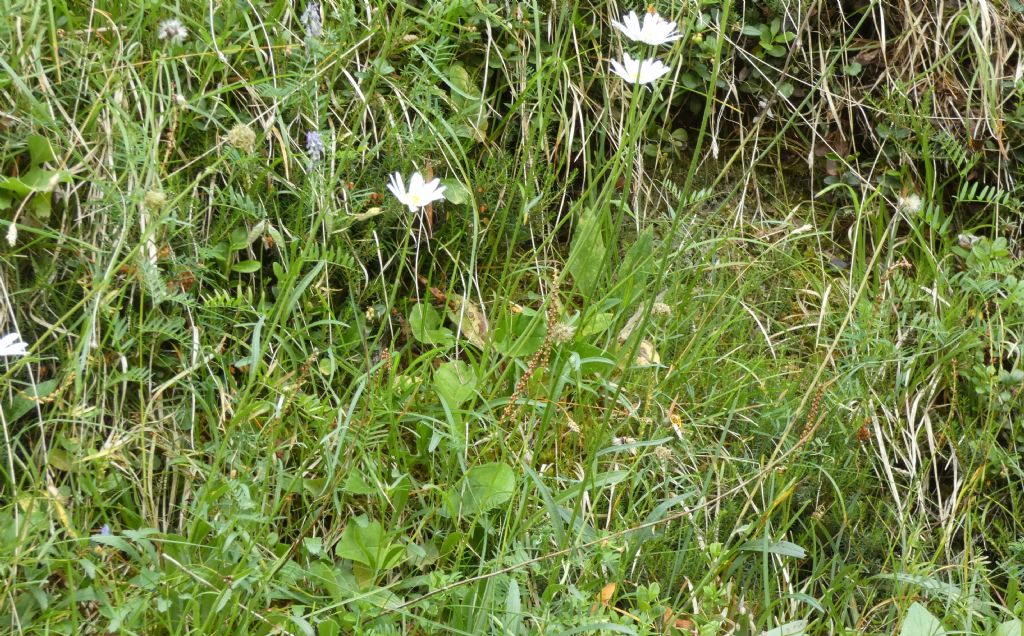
[635,340,661,366]
[449,296,488,348]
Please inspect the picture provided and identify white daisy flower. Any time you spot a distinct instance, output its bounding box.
[612,10,682,45]
[157,18,188,45]
[387,172,446,212]
[0,332,28,357]
[610,52,672,85]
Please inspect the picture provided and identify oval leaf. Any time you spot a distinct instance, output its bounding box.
[448,462,516,517]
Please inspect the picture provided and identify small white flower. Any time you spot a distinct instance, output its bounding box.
[610,52,672,85]
[612,10,682,45]
[157,18,188,45]
[0,332,28,357]
[958,233,981,250]
[897,192,923,215]
[387,171,446,212]
[6,222,17,247]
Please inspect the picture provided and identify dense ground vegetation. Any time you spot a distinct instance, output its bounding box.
[1,0,1023,633]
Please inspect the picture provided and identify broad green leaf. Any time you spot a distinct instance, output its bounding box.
[342,471,377,495]
[580,312,613,337]
[493,309,546,357]
[994,619,1022,636]
[618,226,654,305]
[505,578,523,631]
[441,179,470,205]
[30,193,53,221]
[899,602,944,636]
[336,516,403,572]
[740,538,806,559]
[229,227,250,250]
[434,360,477,408]
[3,380,59,423]
[47,448,74,472]
[409,303,454,347]
[567,206,606,296]
[27,134,55,165]
[447,63,480,99]
[302,537,323,556]
[318,619,341,636]
[231,260,262,273]
[0,176,32,197]
[1,167,70,193]
[762,620,807,636]
[566,341,617,376]
[448,462,516,517]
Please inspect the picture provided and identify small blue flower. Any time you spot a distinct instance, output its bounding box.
[100,524,111,535]
[306,131,325,168]
[300,2,322,39]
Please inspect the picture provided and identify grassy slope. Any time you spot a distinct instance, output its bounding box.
[1,1,1023,634]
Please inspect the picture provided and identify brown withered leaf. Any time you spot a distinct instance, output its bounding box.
[590,582,617,614]
[661,607,696,634]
